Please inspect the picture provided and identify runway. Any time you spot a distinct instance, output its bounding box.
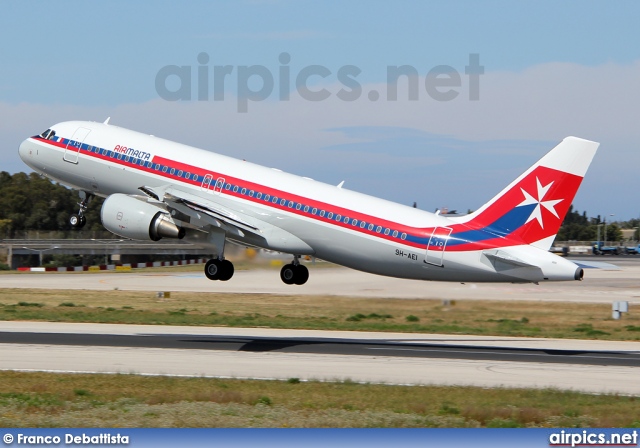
[1,322,640,394]
[1,259,639,394]
[1,258,640,303]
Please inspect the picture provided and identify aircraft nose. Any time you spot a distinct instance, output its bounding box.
[18,139,30,161]
[19,138,38,169]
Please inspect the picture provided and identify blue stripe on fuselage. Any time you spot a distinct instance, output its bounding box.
[446,204,535,246]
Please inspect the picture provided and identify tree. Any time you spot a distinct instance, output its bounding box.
[0,171,104,235]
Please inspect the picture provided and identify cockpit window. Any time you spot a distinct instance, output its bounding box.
[39,129,56,140]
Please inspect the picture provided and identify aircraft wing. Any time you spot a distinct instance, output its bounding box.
[138,185,315,255]
[139,185,259,235]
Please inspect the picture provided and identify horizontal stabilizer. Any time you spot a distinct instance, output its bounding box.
[483,249,537,268]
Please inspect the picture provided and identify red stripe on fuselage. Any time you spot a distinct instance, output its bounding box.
[33,136,532,251]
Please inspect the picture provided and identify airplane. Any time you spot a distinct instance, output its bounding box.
[18,119,599,285]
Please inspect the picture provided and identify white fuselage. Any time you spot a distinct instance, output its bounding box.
[19,121,581,283]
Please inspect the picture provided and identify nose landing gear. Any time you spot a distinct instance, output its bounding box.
[70,191,93,229]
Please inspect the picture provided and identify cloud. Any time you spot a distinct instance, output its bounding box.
[3,60,640,219]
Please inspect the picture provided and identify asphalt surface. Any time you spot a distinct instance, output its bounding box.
[1,331,639,367]
[1,323,639,393]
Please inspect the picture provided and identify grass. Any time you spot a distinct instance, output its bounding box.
[0,371,638,427]
[0,288,638,340]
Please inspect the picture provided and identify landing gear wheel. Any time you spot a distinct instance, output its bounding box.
[280,264,309,285]
[70,214,86,229]
[293,264,309,285]
[205,259,234,281]
[280,264,296,285]
[219,259,234,281]
[204,259,221,280]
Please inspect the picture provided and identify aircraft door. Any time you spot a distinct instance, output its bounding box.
[63,127,91,164]
[425,226,452,266]
[201,174,214,192]
[213,177,225,195]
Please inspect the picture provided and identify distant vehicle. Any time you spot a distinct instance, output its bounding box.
[592,242,621,255]
[625,244,640,255]
[549,246,569,256]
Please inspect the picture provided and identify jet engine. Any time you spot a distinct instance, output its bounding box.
[101,194,185,241]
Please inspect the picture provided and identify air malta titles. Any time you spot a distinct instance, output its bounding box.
[113,144,151,161]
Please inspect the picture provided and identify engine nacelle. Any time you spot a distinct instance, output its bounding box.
[101,194,185,241]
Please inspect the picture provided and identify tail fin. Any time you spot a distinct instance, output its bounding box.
[452,137,599,250]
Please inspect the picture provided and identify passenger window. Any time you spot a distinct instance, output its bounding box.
[162,166,168,172]
[241,188,247,195]
[280,199,286,205]
[384,229,390,235]
[233,186,239,192]
[249,190,254,197]
[401,233,407,240]
[392,230,399,237]
[312,208,317,215]
[327,212,332,219]
[304,206,309,212]
[177,170,183,177]
[272,197,278,203]
[264,194,270,201]
[257,192,262,199]
[296,204,301,210]
[288,201,293,208]
[336,214,341,221]
[360,222,366,229]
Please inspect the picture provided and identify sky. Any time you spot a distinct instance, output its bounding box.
[2,0,639,220]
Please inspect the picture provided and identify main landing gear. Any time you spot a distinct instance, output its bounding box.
[70,191,93,229]
[280,256,309,285]
[202,248,308,286]
[204,258,234,281]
